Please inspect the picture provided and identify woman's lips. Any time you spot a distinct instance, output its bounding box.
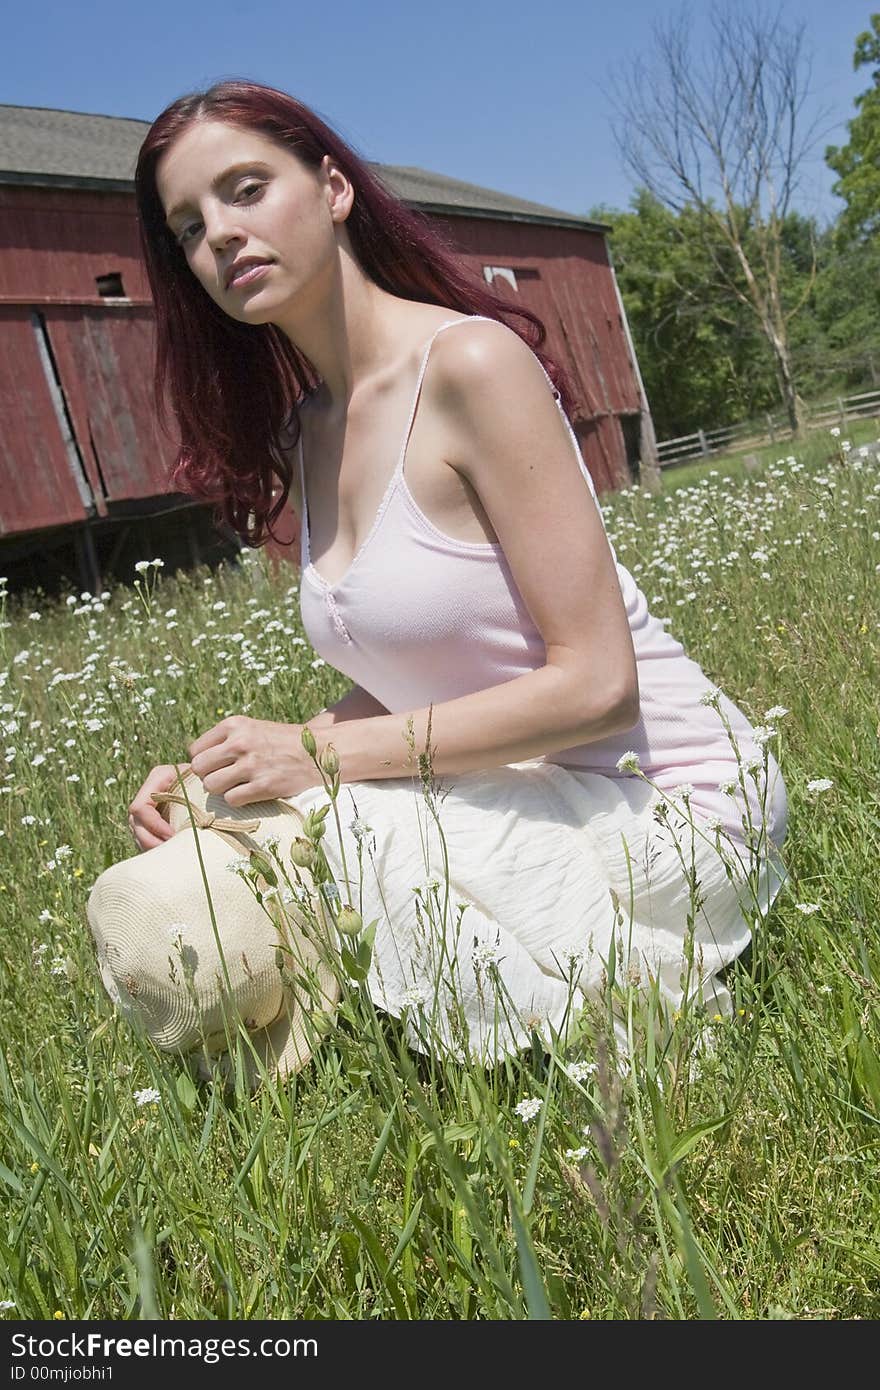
[228,262,273,290]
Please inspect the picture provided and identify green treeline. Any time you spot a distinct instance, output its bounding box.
[590,14,880,442]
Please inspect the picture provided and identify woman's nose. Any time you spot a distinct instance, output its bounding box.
[204,205,245,251]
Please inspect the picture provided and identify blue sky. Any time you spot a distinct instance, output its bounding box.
[4,0,874,229]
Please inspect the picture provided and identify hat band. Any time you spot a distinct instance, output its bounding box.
[151,787,263,837]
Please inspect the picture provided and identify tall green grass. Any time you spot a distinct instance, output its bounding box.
[0,431,877,1320]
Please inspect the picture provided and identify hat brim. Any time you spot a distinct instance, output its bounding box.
[165,768,341,1089]
[89,767,340,1091]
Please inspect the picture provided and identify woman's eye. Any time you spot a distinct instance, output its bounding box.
[177,183,264,246]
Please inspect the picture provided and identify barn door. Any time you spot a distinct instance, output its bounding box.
[0,307,90,537]
[42,305,181,509]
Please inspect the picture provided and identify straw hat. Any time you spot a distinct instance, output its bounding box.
[86,767,340,1090]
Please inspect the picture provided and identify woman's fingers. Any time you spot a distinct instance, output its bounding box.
[128,763,191,852]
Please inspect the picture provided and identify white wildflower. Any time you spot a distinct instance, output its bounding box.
[472,941,501,969]
[349,816,373,842]
[133,1087,161,1106]
[751,725,777,747]
[225,854,251,874]
[795,902,820,915]
[513,1096,543,1123]
[616,751,641,773]
[806,778,834,793]
[764,706,789,721]
[565,1061,597,1084]
[564,1146,590,1162]
[401,984,428,1009]
[829,427,841,438]
[698,686,722,707]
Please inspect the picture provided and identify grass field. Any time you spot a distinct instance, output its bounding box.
[0,428,877,1320]
[655,414,880,492]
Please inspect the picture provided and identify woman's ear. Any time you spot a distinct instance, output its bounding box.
[323,158,354,222]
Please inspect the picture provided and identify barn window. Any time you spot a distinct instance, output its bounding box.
[482,266,541,292]
[96,272,126,299]
[483,266,520,291]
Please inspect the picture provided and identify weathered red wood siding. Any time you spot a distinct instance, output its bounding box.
[0,186,179,539]
[0,306,87,535]
[430,213,642,494]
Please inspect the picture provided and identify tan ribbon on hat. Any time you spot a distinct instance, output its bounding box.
[151,777,333,951]
[151,788,262,837]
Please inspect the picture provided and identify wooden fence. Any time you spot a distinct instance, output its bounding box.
[656,388,880,468]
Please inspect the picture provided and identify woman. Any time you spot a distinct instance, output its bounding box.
[127,78,787,1060]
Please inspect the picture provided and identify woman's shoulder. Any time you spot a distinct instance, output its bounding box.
[427,315,553,425]
[430,314,542,389]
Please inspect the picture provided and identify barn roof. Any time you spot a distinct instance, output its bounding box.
[0,102,610,234]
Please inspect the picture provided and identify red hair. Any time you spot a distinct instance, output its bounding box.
[135,79,572,548]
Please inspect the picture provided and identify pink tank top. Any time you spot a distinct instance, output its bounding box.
[298,316,787,850]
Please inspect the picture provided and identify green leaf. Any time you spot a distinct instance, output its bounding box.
[175,1071,198,1113]
[510,1197,551,1320]
[366,1101,400,1184]
[386,1196,423,1277]
[663,1113,732,1176]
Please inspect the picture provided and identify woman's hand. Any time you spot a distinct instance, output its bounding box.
[128,762,191,852]
[187,716,322,806]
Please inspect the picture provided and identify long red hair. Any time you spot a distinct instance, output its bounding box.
[135,79,572,547]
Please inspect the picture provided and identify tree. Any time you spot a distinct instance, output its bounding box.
[594,193,823,437]
[591,192,764,438]
[826,14,880,246]
[606,1,830,436]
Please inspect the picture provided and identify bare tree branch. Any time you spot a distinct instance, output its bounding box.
[603,0,835,431]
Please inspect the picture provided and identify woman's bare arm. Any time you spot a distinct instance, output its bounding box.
[305,684,391,731]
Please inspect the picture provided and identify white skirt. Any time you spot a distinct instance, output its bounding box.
[287,759,786,1060]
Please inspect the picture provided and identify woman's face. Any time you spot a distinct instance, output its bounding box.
[156,119,345,323]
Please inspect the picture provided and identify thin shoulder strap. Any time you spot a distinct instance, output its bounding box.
[296,430,311,556]
[394,315,504,476]
[416,316,597,505]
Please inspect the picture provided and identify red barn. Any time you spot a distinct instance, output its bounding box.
[0,104,658,597]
